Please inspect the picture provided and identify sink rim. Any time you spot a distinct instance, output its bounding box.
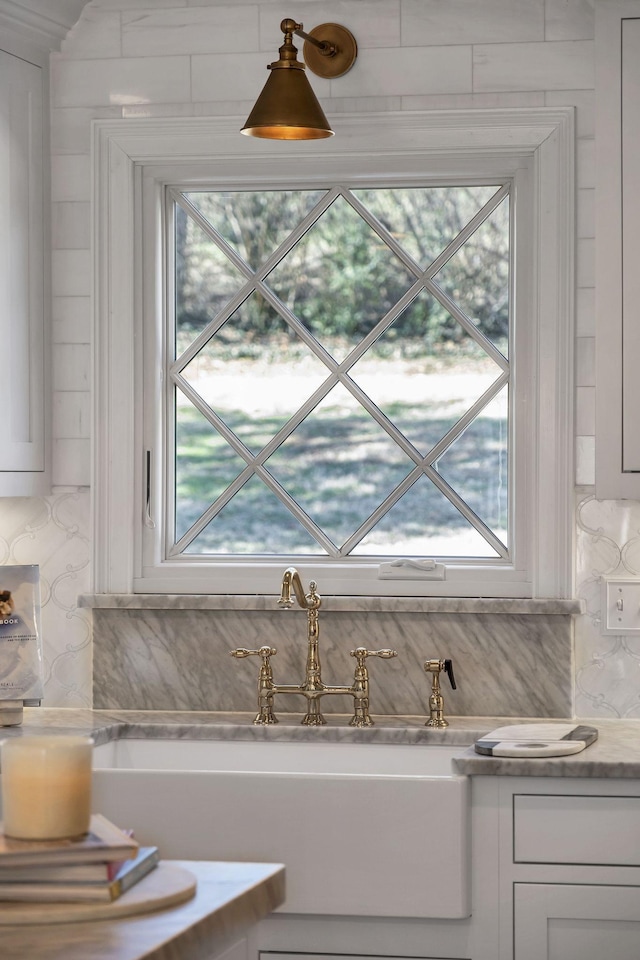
[92,737,466,777]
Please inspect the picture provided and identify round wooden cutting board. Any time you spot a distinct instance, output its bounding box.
[0,862,197,925]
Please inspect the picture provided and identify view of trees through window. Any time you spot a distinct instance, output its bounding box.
[170,183,510,560]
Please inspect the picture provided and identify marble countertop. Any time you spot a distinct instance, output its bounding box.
[0,860,285,960]
[3,708,640,779]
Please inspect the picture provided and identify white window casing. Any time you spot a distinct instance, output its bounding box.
[92,109,575,598]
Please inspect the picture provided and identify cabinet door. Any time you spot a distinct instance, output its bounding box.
[0,50,45,476]
[514,883,640,960]
[596,2,640,496]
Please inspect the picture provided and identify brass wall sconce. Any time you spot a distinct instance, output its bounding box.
[241,19,358,140]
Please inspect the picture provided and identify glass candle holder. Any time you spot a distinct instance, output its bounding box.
[1,736,93,840]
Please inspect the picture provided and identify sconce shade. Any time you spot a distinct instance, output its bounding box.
[241,63,334,140]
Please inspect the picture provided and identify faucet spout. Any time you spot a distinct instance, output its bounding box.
[278,566,321,612]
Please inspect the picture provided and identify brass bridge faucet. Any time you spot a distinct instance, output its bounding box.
[230,567,397,726]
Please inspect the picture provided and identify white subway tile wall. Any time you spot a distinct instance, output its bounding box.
[473,40,594,92]
[401,0,544,45]
[3,0,620,709]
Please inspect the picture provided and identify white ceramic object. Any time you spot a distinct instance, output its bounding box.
[91,738,469,919]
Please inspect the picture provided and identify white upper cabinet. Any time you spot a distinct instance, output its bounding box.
[0,48,49,494]
[596,2,640,497]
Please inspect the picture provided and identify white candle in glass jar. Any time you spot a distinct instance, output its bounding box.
[1,736,93,840]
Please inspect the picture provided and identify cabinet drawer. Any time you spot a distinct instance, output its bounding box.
[514,794,640,865]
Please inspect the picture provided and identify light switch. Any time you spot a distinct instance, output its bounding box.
[601,578,640,635]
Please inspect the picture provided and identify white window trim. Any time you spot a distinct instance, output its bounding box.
[92,109,575,598]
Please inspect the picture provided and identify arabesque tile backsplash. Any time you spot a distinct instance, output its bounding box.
[0,490,91,706]
[575,495,640,718]
[0,489,638,717]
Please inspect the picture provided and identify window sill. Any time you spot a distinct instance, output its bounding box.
[78,594,583,615]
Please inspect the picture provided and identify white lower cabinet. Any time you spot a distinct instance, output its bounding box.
[249,914,474,960]
[514,883,640,960]
[490,775,640,960]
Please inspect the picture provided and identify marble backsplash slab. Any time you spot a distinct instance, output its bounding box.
[91,608,573,718]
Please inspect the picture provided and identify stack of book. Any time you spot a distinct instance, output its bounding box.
[0,814,159,903]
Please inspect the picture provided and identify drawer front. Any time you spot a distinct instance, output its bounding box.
[514,794,640,865]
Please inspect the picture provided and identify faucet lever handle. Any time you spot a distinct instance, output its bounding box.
[350,647,398,664]
[230,646,277,660]
[443,658,456,689]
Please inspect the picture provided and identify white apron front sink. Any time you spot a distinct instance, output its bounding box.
[92,737,469,919]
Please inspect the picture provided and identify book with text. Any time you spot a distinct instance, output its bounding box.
[0,846,159,903]
[0,814,139,867]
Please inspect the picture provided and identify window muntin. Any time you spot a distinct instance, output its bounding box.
[169,182,510,563]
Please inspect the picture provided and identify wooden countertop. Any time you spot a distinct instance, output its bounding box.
[0,860,285,960]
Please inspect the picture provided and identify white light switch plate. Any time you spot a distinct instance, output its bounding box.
[601,578,640,635]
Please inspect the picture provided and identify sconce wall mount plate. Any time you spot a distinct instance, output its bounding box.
[302,23,358,79]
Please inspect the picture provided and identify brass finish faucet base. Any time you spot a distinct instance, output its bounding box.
[231,569,397,726]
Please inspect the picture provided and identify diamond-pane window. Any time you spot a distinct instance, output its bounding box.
[169,183,511,562]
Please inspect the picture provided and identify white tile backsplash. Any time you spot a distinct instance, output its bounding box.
[577,188,595,238]
[52,54,191,107]
[576,336,595,386]
[95,0,186,8]
[53,392,92,439]
[52,202,91,249]
[577,137,595,188]
[576,286,595,337]
[576,386,595,435]
[51,155,91,202]
[544,0,594,42]
[473,39,594,92]
[5,0,631,711]
[53,344,91,391]
[52,250,92,298]
[52,439,92,487]
[575,495,640,717]
[122,7,260,56]
[52,297,91,343]
[577,237,595,289]
[401,0,544,45]
[0,490,91,706]
[576,436,595,485]
[401,91,545,111]
[332,45,473,98]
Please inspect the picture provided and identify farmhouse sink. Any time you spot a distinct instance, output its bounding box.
[92,737,469,918]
